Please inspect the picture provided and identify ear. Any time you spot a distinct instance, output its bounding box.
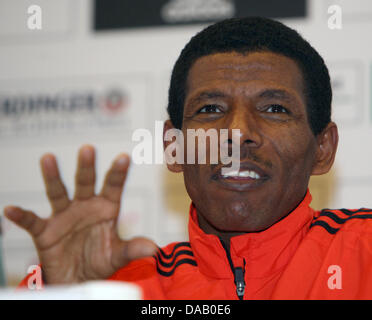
[311,122,339,176]
[163,120,184,173]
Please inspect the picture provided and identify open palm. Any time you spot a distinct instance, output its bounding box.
[4,145,157,284]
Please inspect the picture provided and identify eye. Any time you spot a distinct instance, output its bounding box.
[198,104,222,113]
[266,104,288,113]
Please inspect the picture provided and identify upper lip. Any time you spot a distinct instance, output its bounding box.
[212,160,270,179]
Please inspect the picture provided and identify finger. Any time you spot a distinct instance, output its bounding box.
[74,145,96,200]
[40,154,70,214]
[111,237,158,270]
[99,154,130,203]
[4,206,46,238]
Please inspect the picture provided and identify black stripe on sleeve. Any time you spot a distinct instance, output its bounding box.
[156,249,194,268]
[156,258,197,277]
[310,208,372,234]
[157,242,191,259]
[339,208,372,215]
[316,211,348,224]
[310,220,339,234]
[154,241,197,276]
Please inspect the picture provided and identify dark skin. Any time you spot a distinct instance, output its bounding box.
[3,51,338,284]
[4,148,158,284]
[164,51,339,244]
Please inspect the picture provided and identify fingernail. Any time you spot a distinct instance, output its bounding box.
[116,155,128,167]
[82,146,94,160]
[42,155,54,170]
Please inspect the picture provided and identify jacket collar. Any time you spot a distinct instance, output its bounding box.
[188,190,315,279]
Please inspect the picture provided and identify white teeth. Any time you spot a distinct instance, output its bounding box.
[222,170,260,179]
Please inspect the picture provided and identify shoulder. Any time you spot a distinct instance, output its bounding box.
[108,241,196,281]
[310,207,372,236]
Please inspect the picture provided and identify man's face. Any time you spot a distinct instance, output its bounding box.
[173,51,324,235]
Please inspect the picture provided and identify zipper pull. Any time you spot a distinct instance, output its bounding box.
[234,267,245,300]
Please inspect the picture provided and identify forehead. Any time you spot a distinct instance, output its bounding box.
[186,51,305,101]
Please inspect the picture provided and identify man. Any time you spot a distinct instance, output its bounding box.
[4,17,372,299]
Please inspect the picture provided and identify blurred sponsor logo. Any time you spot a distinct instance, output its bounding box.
[0,89,126,117]
[161,0,235,23]
[0,88,128,137]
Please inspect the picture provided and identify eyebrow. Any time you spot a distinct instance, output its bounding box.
[187,90,228,107]
[187,88,296,108]
[258,89,293,101]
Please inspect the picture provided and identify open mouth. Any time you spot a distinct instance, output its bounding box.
[221,168,261,179]
[211,161,270,191]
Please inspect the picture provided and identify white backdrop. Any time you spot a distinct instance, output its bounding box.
[0,0,371,285]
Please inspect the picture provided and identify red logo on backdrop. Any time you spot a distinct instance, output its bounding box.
[101,89,127,114]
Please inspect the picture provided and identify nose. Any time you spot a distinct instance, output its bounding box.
[225,103,263,149]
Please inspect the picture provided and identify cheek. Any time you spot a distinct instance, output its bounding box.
[182,126,218,165]
[183,165,207,199]
[271,129,316,179]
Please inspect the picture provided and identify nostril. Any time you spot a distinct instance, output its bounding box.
[244,139,255,144]
[227,137,255,146]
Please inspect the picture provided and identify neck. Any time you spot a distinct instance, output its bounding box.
[196,212,246,245]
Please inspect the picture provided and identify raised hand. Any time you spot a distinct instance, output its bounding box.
[4,145,157,284]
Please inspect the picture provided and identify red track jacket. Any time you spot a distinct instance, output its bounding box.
[20,191,372,299]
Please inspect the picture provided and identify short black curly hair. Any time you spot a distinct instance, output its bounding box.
[167,17,332,136]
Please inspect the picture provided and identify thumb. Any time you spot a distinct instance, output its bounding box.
[112,237,158,269]
[4,206,46,238]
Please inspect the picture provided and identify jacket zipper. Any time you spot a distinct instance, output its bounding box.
[219,239,246,300]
